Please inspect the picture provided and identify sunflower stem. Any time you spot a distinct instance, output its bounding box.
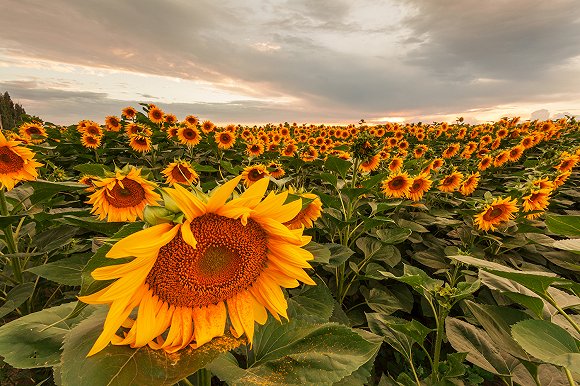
[192,368,212,386]
[0,188,21,283]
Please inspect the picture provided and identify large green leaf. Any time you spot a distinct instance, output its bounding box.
[0,282,35,318]
[288,278,334,323]
[367,313,431,361]
[209,319,382,386]
[545,215,580,237]
[27,254,91,286]
[512,319,580,374]
[376,227,412,245]
[60,311,243,386]
[58,215,126,236]
[27,180,86,204]
[73,163,111,177]
[324,156,352,178]
[553,238,580,253]
[380,264,443,297]
[0,302,95,368]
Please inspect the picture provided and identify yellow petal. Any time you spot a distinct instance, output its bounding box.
[164,184,206,220]
[134,291,158,347]
[192,302,226,347]
[180,221,197,248]
[106,223,178,259]
[257,217,301,244]
[233,291,255,345]
[206,175,242,213]
[92,255,154,281]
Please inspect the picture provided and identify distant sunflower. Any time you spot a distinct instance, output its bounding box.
[162,161,199,186]
[438,171,463,193]
[201,120,215,134]
[148,106,165,124]
[281,143,297,157]
[474,197,518,232]
[122,106,137,119]
[359,155,381,173]
[19,122,46,143]
[493,151,509,167]
[284,190,323,229]
[388,157,403,172]
[431,158,444,170]
[164,114,177,125]
[478,156,493,171]
[84,123,104,137]
[247,142,265,157]
[167,125,179,139]
[177,126,202,147]
[442,143,460,158]
[87,168,160,222]
[184,115,199,127]
[242,164,270,187]
[458,172,480,196]
[81,134,102,149]
[215,131,236,149]
[522,189,551,219]
[79,176,314,355]
[508,145,524,162]
[129,135,152,153]
[532,178,554,191]
[555,155,578,172]
[408,174,432,201]
[268,162,285,179]
[105,116,122,132]
[381,172,411,198]
[553,170,571,188]
[0,131,43,190]
[300,146,318,162]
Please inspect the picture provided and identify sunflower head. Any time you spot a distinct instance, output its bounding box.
[242,164,270,187]
[19,122,46,143]
[474,196,519,232]
[79,175,315,356]
[177,125,202,147]
[438,171,463,193]
[382,171,412,198]
[87,167,160,222]
[81,134,102,149]
[129,135,152,153]
[283,188,323,230]
[215,131,236,149]
[408,173,432,201]
[359,154,381,173]
[268,162,285,179]
[0,131,43,190]
[148,106,165,124]
[122,106,138,119]
[162,161,199,186]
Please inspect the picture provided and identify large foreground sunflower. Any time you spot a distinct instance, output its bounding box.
[79,176,315,356]
[0,131,43,190]
[474,196,518,232]
[87,168,160,222]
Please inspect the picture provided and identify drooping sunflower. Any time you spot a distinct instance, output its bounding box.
[300,146,318,162]
[87,168,160,222]
[0,131,43,190]
[438,171,463,193]
[105,116,122,132]
[162,161,199,186]
[284,189,323,229]
[79,176,315,356]
[122,106,138,119]
[19,122,46,143]
[129,135,152,153]
[508,145,525,162]
[381,171,412,198]
[215,131,236,150]
[408,174,432,201]
[359,155,381,173]
[522,189,551,219]
[268,162,285,179]
[242,164,270,187]
[177,125,202,147]
[459,172,480,196]
[532,178,554,191]
[431,158,444,170]
[148,106,165,124]
[553,170,571,188]
[555,154,578,172]
[164,114,178,125]
[81,134,102,149]
[474,196,518,232]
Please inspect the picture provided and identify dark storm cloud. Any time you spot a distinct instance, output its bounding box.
[1,0,579,123]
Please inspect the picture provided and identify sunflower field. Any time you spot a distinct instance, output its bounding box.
[0,104,579,386]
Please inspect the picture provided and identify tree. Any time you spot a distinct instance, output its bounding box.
[0,92,26,131]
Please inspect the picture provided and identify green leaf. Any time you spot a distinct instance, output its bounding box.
[58,215,126,236]
[545,215,580,237]
[326,243,355,267]
[210,320,382,386]
[0,214,24,227]
[324,156,352,178]
[380,264,443,297]
[553,238,580,253]
[0,302,95,368]
[73,163,110,178]
[512,319,580,373]
[27,254,91,286]
[365,286,413,315]
[304,242,331,265]
[31,225,79,253]
[0,282,35,318]
[366,313,428,360]
[60,311,243,386]
[27,180,86,204]
[376,227,412,244]
[288,278,334,323]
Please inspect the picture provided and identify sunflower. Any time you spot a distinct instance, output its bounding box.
[79,176,315,356]
[553,170,571,188]
[408,174,432,201]
[508,145,524,162]
[300,146,318,162]
[388,157,403,172]
[284,190,323,230]
[19,122,46,143]
[247,142,265,157]
[478,156,493,171]
[129,135,152,153]
[555,155,578,172]
[381,172,411,198]
[522,189,551,219]
[122,106,137,119]
[148,106,165,124]
[81,134,102,149]
[162,161,199,186]
[201,120,215,134]
[281,143,297,157]
[459,172,480,196]
[474,197,518,232]
[268,162,285,179]
[438,171,463,193]
[105,116,122,132]
[164,114,177,125]
[431,158,444,170]
[87,168,160,222]
[177,126,202,147]
[215,131,236,149]
[0,131,43,190]
[493,151,509,167]
[184,115,199,127]
[442,143,460,158]
[532,178,554,191]
[166,125,179,139]
[84,123,104,137]
[359,155,381,173]
[242,164,270,187]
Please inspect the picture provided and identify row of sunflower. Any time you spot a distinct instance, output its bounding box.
[0,107,579,386]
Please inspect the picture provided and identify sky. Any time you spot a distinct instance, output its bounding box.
[1,0,579,125]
